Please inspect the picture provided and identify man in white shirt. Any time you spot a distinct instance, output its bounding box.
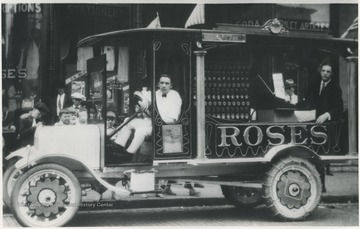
[155,78,182,123]
[113,74,182,159]
[51,83,71,124]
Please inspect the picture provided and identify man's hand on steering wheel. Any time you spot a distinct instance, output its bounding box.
[138,100,149,112]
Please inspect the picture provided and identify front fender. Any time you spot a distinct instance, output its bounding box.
[5,145,33,168]
[7,153,131,197]
[264,144,322,162]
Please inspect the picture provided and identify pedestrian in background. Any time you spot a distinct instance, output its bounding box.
[69,92,86,117]
[106,111,117,140]
[18,102,49,147]
[51,82,72,124]
[284,79,298,105]
[54,108,76,126]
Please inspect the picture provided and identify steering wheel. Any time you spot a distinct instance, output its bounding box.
[106,91,151,141]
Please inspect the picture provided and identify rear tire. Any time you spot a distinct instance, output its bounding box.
[11,163,81,227]
[264,157,322,220]
[221,185,263,208]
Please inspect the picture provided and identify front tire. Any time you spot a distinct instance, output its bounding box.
[3,162,22,208]
[11,163,81,227]
[264,157,322,220]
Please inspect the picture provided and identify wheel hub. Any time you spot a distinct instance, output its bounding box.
[27,177,68,217]
[38,189,57,206]
[288,183,300,197]
[277,171,311,209]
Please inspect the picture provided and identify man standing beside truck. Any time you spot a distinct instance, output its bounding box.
[312,61,343,125]
[299,61,343,124]
[302,61,344,191]
[18,102,49,147]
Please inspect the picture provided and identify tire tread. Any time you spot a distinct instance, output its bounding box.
[10,163,81,227]
[264,157,322,221]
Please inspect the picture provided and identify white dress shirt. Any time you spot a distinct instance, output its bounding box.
[57,94,65,116]
[285,94,298,105]
[155,89,182,124]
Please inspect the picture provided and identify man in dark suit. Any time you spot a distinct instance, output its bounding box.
[311,62,343,124]
[51,83,72,124]
[303,61,343,192]
[18,102,49,147]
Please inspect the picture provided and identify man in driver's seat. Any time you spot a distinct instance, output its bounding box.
[113,73,182,163]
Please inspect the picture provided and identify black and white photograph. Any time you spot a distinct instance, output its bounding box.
[2,2,358,227]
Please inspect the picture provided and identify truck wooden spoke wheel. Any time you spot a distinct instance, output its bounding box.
[264,157,322,220]
[10,164,81,227]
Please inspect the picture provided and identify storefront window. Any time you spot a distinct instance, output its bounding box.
[2,4,44,112]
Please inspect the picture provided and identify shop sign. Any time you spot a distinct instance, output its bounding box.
[108,82,122,90]
[237,20,329,32]
[203,33,246,43]
[216,123,342,156]
[2,69,27,79]
[66,71,87,85]
[2,4,41,13]
[67,5,124,18]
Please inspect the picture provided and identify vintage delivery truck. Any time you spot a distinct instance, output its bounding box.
[4,19,358,226]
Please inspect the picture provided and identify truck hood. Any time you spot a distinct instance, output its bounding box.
[34,125,102,169]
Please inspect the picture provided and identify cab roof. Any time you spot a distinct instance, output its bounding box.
[77,27,357,55]
[77,27,203,47]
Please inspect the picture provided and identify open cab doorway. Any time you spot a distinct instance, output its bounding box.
[84,32,195,167]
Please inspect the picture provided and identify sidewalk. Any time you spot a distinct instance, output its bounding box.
[78,169,358,211]
[321,168,358,203]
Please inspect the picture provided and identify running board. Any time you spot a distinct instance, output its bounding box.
[153,158,267,166]
[169,179,263,189]
[130,189,163,196]
[153,155,358,166]
[320,155,358,162]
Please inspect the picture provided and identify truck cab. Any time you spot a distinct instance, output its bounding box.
[4,21,358,226]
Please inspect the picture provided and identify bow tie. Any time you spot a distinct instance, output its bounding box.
[162,94,167,98]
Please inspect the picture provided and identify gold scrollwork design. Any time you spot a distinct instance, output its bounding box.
[181,43,190,55]
[154,40,162,51]
[261,18,289,34]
